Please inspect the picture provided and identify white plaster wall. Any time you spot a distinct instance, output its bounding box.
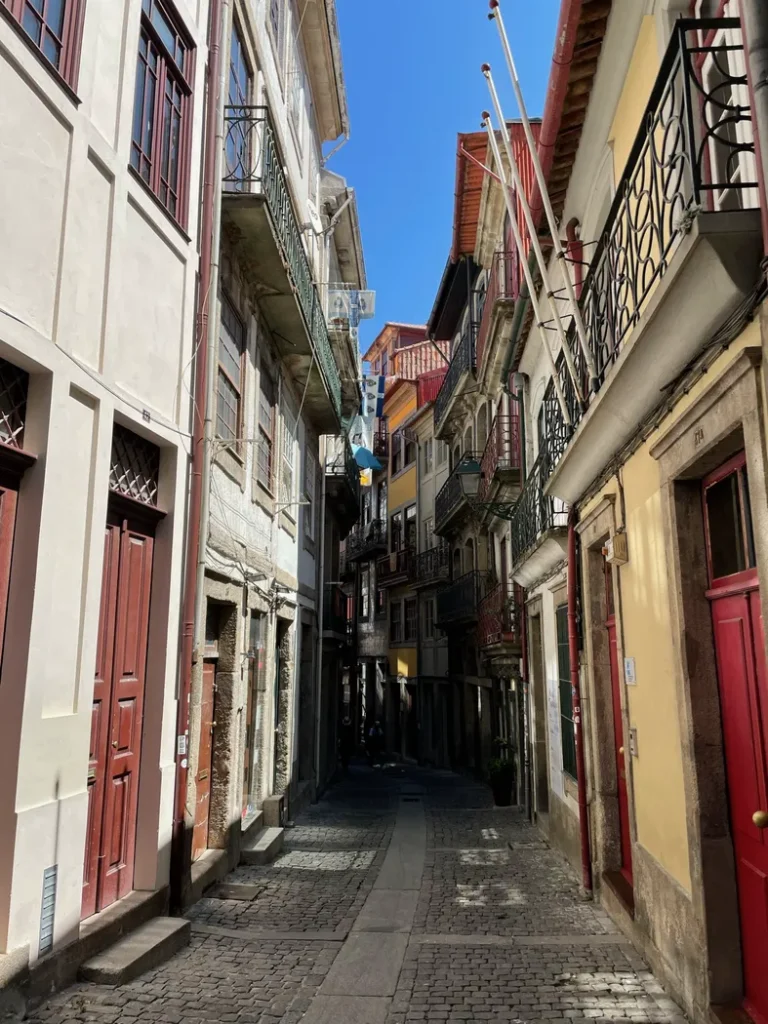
[0,0,208,958]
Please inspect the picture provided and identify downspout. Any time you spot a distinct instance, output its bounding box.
[568,507,592,895]
[740,0,768,260]
[314,445,328,790]
[171,0,227,909]
[510,376,530,817]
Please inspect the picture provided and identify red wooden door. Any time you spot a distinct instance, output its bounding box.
[192,661,216,860]
[82,511,154,918]
[0,482,18,661]
[704,453,768,1024]
[606,563,633,884]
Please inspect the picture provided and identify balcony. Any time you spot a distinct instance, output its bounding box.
[391,339,450,380]
[417,368,447,408]
[436,571,494,627]
[476,251,518,388]
[372,426,389,459]
[323,584,351,638]
[346,518,387,563]
[325,435,361,536]
[541,19,762,504]
[509,454,568,587]
[376,549,411,589]
[221,106,344,432]
[434,321,478,436]
[434,453,482,537]
[478,582,522,653]
[479,412,522,503]
[410,544,451,589]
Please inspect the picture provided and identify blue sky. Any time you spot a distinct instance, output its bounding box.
[329,0,561,354]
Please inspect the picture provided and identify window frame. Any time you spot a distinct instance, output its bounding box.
[423,598,435,640]
[1,0,86,90]
[303,447,316,541]
[267,0,285,79]
[422,438,433,476]
[404,597,417,643]
[404,504,417,551]
[216,294,246,453]
[360,562,370,623]
[130,0,195,227]
[390,600,403,644]
[390,510,403,553]
[280,401,297,511]
[256,363,276,494]
[556,603,577,779]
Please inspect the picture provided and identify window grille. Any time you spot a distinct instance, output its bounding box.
[109,424,161,506]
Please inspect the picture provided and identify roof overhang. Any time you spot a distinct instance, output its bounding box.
[301,0,349,143]
[427,256,481,340]
[322,170,366,288]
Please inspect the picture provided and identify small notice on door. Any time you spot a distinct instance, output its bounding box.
[624,657,637,685]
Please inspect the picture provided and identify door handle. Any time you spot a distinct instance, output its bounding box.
[753,810,768,829]
[112,740,118,748]
[619,747,624,756]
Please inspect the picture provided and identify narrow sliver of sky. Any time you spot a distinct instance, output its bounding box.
[330,0,561,354]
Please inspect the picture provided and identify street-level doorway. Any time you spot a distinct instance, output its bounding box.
[605,562,632,886]
[704,451,768,1024]
[192,660,217,861]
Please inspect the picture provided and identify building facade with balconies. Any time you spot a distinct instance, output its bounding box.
[502,4,768,1021]
[190,0,363,893]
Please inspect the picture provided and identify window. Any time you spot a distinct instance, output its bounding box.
[256,365,276,490]
[424,598,435,640]
[405,504,417,551]
[375,586,387,619]
[704,455,756,581]
[2,0,85,86]
[404,598,417,643]
[381,351,389,377]
[303,448,316,540]
[131,0,194,223]
[280,403,296,506]
[422,439,433,476]
[377,480,387,521]
[287,35,305,144]
[437,440,448,466]
[390,601,403,643]
[556,604,577,779]
[226,22,252,187]
[360,563,370,622]
[216,297,245,446]
[391,432,402,476]
[404,435,417,467]
[362,489,372,526]
[268,0,284,68]
[391,510,403,553]
[423,517,434,552]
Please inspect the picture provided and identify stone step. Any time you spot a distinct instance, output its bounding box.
[79,917,190,985]
[240,826,284,866]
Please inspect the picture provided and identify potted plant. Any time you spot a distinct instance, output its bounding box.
[488,757,516,807]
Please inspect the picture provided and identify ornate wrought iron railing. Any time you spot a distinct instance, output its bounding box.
[436,570,494,625]
[476,251,518,371]
[376,548,412,587]
[410,544,451,587]
[222,106,342,420]
[346,518,387,561]
[540,19,758,476]
[372,426,389,458]
[325,435,361,510]
[477,581,523,648]
[435,452,482,532]
[509,453,568,570]
[434,321,478,426]
[323,584,349,635]
[479,412,521,500]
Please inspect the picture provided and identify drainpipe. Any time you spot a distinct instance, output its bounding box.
[171,0,228,909]
[314,447,328,790]
[565,218,584,298]
[740,0,768,258]
[568,507,592,895]
[510,375,530,817]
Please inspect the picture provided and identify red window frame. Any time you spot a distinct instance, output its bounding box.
[1,0,86,88]
[702,450,757,594]
[130,0,194,227]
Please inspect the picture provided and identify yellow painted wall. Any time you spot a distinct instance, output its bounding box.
[580,321,760,893]
[390,465,416,512]
[608,16,659,181]
[389,647,417,678]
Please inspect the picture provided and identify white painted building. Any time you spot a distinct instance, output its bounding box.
[0,0,209,966]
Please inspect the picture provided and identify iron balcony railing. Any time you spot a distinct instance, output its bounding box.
[479,412,521,501]
[476,250,518,371]
[509,454,568,570]
[391,339,450,380]
[222,105,342,421]
[417,368,447,408]
[540,19,758,476]
[325,435,361,511]
[435,452,482,533]
[346,518,387,562]
[376,548,412,587]
[372,426,389,459]
[436,571,494,626]
[410,544,451,587]
[323,584,349,635]
[434,321,478,426]
[478,581,523,648]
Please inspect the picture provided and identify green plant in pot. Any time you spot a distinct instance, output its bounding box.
[488,757,516,807]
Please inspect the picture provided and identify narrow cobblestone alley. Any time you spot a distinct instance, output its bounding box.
[30,768,687,1024]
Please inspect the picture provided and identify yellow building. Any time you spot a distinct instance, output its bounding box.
[500,6,768,1023]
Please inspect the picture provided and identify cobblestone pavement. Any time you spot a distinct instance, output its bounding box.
[28,765,687,1024]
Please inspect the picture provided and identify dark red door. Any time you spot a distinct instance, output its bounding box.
[606,562,633,884]
[82,511,154,918]
[704,453,768,1024]
[192,661,216,860]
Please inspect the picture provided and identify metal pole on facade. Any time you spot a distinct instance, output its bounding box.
[483,66,584,407]
[488,0,599,389]
[483,115,572,428]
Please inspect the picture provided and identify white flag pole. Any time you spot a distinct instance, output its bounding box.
[489,0,598,390]
[483,65,583,407]
[483,113,572,429]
